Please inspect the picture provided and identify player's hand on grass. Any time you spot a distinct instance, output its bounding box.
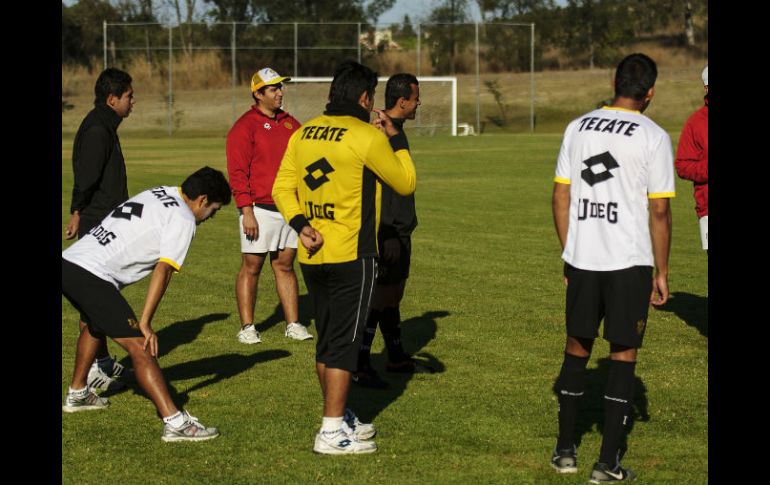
[382,238,401,264]
[65,212,80,240]
[242,208,259,241]
[650,271,669,306]
[300,225,324,258]
[372,108,400,138]
[139,321,159,357]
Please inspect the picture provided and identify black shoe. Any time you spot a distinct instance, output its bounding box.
[589,462,636,483]
[550,445,577,474]
[385,356,435,374]
[352,368,389,389]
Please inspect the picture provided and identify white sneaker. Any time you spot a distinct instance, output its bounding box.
[285,322,313,341]
[237,324,262,344]
[343,408,376,440]
[161,411,220,442]
[87,363,126,391]
[313,429,377,455]
[62,388,109,413]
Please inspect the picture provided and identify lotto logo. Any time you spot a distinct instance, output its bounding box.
[304,158,335,190]
[581,151,619,186]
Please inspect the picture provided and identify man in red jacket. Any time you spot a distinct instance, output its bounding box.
[226,67,313,344]
[676,66,708,254]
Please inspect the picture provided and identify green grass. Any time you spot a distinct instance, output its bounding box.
[61,133,707,484]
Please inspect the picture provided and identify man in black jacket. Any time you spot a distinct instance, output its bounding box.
[64,68,135,392]
[354,73,433,389]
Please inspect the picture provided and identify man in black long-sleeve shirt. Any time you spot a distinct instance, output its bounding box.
[64,68,135,392]
[354,73,432,389]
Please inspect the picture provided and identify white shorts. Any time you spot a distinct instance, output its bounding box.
[239,206,298,253]
[699,215,708,250]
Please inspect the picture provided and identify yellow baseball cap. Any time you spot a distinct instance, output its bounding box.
[250,67,291,93]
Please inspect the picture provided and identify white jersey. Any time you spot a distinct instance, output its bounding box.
[62,186,197,289]
[554,106,675,271]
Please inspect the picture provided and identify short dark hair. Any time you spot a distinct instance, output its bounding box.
[328,61,378,105]
[614,53,657,101]
[181,166,232,205]
[94,68,133,105]
[385,73,418,110]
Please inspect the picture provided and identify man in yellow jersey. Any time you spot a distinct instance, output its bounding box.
[273,61,416,454]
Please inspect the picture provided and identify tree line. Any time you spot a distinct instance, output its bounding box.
[63,0,707,74]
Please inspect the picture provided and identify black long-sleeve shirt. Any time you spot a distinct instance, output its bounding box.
[69,104,129,220]
[379,118,417,242]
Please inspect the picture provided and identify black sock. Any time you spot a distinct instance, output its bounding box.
[357,308,381,371]
[379,306,406,361]
[555,353,590,450]
[598,360,636,466]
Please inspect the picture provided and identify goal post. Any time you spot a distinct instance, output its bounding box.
[282,76,457,136]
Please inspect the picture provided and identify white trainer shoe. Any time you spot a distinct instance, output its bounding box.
[62,388,109,413]
[161,411,220,442]
[313,428,377,455]
[87,363,126,391]
[285,322,313,341]
[237,324,262,344]
[342,408,376,440]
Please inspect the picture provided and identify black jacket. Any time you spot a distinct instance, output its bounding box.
[379,118,417,241]
[69,104,129,220]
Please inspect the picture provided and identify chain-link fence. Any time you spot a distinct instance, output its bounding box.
[67,21,537,136]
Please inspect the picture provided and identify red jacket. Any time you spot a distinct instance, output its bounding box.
[226,106,300,208]
[675,98,708,218]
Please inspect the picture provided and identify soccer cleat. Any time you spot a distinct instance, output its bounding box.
[313,429,377,455]
[87,363,126,391]
[385,356,435,374]
[285,322,314,341]
[589,462,637,483]
[161,411,220,442]
[62,389,109,413]
[550,445,578,474]
[237,324,262,344]
[352,366,389,389]
[342,408,376,440]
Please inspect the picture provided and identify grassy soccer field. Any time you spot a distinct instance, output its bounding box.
[61,133,707,484]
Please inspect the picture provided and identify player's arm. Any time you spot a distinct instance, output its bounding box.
[138,261,176,357]
[552,182,570,250]
[675,121,708,183]
[68,126,112,239]
[226,124,259,239]
[649,198,672,306]
[272,134,324,256]
[364,132,416,198]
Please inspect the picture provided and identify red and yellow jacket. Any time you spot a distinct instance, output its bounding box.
[675,98,708,218]
[226,106,300,208]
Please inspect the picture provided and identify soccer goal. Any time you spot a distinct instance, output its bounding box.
[282,77,457,136]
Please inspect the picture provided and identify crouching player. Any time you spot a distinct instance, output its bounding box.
[62,166,231,442]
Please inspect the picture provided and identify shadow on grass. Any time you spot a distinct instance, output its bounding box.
[162,350,291,409]
[656,291,708,338]
[347,310,449,423]
[254,293,316,334]
[551,357,650,458]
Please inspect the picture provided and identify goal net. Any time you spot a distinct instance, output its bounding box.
[281,77,457,136]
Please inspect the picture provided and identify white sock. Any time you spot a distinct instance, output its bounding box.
[68,387,88,396]
[321,416,343,433]
[163,411,186,428]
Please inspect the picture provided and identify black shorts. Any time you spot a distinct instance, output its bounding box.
[564,263,653,349]
[377,236,411,284]
[300,258,378,372]
[62,258,143,339]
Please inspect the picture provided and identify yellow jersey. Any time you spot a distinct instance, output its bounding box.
[272,105,416,265]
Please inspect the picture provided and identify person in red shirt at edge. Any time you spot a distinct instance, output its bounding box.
[676,66,708,255]
[226,67,314,344]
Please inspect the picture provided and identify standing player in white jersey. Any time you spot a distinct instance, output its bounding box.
[61,167,231,442]
[549,53,674,483]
